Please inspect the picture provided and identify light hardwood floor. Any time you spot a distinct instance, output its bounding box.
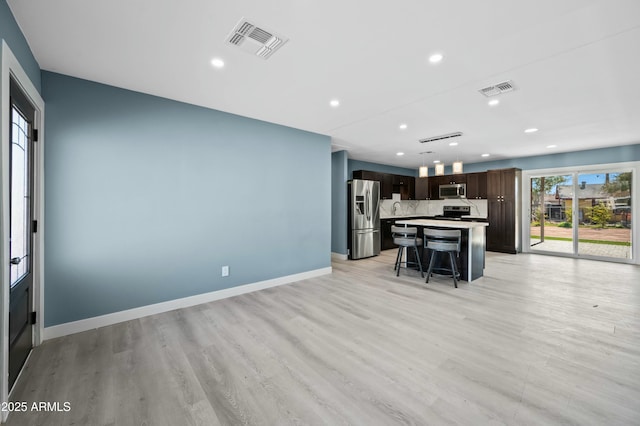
[7,251,640,425]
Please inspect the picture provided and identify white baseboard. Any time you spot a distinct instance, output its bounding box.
[331,252,348,261]
[43,267,332,340]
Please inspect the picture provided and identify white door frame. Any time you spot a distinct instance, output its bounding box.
[1,40,45,421]
[522,161,639,264]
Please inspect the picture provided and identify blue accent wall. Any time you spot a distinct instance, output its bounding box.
[331,151,348,255]
[0,0,41,91]
[42,71,331,326]
[462,144,640,173]
[348,159,417,179]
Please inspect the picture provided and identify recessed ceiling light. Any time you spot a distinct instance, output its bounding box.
[210,58,225,69]
[488,99,500,106]
[449,142,458,146]
[429,53,444,64]
[547,144,557,148]
[481,153,490,157]
[433,160,440,164]
[330,99,340,108]
[524,128,539,133]
[399,123,408,130]
[396,152,404,156]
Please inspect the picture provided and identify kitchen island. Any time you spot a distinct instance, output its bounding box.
[395,219,488,282]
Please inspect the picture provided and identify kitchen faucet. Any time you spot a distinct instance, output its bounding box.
[392,201,401,216]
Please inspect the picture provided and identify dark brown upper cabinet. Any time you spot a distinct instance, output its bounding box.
[352,170,415,199]
[466,172,487,199]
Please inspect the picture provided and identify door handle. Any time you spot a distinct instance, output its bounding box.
[10,257,21,265]
[365,190,371,220]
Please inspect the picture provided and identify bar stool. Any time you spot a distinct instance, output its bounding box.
[423,228,461,287]
[391,225,424,277]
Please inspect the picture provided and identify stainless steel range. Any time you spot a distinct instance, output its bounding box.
[436,205,471,220]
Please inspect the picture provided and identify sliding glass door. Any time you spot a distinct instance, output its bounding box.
[576,172,632,259]
[528,169,632,261]
[530,174,574,254]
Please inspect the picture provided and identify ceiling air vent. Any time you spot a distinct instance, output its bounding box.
[226,18,288,60]
[478,80,516,97]
[419,132,463,144]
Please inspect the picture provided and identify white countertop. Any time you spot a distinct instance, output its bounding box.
[381,215,488,220]
[395,219,489,229]
[380,214,428,219]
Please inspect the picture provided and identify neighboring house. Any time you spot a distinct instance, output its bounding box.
[556,184,627,224]
[531,183,627,224]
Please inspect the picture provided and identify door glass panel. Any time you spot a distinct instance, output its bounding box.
[530,174,573,254]
[577,172,632,259]
[10,106,30,287]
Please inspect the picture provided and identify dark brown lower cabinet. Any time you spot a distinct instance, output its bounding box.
[381,219,397,250]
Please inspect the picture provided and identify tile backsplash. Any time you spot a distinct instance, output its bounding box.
[380,198,487,218]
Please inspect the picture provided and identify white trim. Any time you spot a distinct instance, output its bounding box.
[43,266,332,340]
[1,40,45,422]
[331,252,348,261]
[521,161,639,264]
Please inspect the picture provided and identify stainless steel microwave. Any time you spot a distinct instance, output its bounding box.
[439,183,466,199]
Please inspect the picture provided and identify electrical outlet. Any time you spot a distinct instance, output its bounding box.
[221,265,229,277]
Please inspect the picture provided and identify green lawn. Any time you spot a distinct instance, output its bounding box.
[529,235,631,246]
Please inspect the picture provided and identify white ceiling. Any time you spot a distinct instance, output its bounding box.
[8,0,640,169]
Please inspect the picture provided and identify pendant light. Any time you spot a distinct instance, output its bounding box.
[451,142,463,174]
[418,152,428,177]
[435,162,445,176]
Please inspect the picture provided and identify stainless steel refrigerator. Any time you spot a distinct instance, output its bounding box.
[348,179,381,259]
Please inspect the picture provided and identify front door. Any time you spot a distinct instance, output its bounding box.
[8,78,36,390]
